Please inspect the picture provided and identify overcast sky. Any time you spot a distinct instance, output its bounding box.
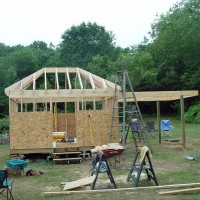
[0,0,180,48]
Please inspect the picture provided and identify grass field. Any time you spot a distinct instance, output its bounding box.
[1,116,200,200]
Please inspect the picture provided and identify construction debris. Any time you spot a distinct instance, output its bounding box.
[62,176,95,191]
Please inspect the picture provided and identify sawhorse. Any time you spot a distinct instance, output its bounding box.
[127,146,158,187]
[91,149,117,190]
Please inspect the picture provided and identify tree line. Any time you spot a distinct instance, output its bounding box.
[0,0,199,120]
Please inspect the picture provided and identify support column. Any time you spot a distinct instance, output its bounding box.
[157,101,161,144]
[180,95,186,149]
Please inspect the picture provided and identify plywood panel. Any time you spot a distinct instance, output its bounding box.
[10,113,28,149]
[10,112,53,150]
[76,110,119,147]
[67,113,76,137]
[56,113,76,137]
[10,109,119,152]
[63,176,95,190]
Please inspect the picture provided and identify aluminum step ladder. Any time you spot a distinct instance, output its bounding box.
[109,70,152,151]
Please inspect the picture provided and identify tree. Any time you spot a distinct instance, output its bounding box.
[9,47,38,79]
[108,50,157,91]
[29,41,61,68]
[60,22,116,68]
[149,0,200,90]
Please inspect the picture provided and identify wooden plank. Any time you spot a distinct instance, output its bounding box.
[7,88,114,100]
[44,68,47,90]
[180,95,186,149]
[33,73,36,90]
[158,187,200,196]
[63,176,95,191]
[5,68,44,93]
[118,91,199,102]
[55,68,59,90]
[10,148,53,154]
[89,73,95,90]
[102,79,107,91]
[44,182,200,196]
[45,67,77,73]
[53,152,81,155]
[79,68,116,89]
[7,90,198,103]
[157,101,161,144]
[77,68,83,89]
[66,68,72,89]
[53,158,82,161]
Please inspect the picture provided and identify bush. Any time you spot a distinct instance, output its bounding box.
[0,117,9,134]
[185,103,200,124]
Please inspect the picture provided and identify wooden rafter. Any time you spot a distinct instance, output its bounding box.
[66,68,71,89]
[76,68,83,89]
[102,79,107,91]
[33,73,36,90]
[20,81,23,94]
[55,68,59,89]
[89,73,95,90]
[5,68,199,105]
[44,68,47,90]
[78,68,116,89]
[5,68,44,94]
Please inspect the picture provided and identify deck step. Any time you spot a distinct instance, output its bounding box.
[53,151,82,165]
[53,152,81,155]
[53,157,82,161]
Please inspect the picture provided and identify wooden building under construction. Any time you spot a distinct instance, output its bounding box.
[5,67,120,157]
[5,67,199,158]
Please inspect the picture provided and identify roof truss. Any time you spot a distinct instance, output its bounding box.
[5,67,198,104]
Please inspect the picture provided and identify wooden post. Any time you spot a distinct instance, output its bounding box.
[81,97,84,111]
[20,98,23,112]
[33,99,36,112]
[50,98,53,112]
[157,101,161,144]
[180,95,186,149]
[93,97,96,110]
[9,99,18,113]
[77,98,80,111]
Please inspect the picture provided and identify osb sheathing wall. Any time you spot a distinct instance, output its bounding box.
[56,113,76,137]
[10,110,119,150]
[76,110,119,147]
[10,112,53,150]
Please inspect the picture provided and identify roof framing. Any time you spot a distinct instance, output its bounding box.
[5,67,117,103]
[5,67,199,103]
[118,91,199,102]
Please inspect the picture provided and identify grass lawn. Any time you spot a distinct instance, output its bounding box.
[1,116,200,200]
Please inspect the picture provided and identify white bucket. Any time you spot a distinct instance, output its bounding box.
[52,142,56,148]
[74,137,77,143]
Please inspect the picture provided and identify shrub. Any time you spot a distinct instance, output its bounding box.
[0,117,9,134]
[185,103,200,124]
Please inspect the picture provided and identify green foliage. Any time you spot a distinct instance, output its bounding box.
[149,0,200,90]
[0,117,9,134]
[185,103,200,124]
[60,22,116,68]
